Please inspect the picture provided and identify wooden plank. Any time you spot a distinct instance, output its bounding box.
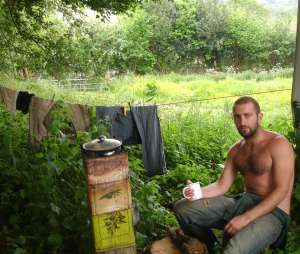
[92,209,135,252]
[83,153,129,185]
[88,178,132,215]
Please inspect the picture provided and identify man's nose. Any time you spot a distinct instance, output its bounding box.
[239,116,246,126]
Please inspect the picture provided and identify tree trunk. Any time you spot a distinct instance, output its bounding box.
[22,67,29,79]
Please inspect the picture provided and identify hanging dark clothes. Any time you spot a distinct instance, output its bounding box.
[16,91,35,114]
[113,110,141,145]
[96,105,166,176]
[96,106,141,146]
[96,106,123,120]
[131,105,166,176]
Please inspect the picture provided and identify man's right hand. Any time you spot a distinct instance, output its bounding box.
[183,180,194,200]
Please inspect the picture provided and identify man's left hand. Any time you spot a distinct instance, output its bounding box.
[224,214,251,235]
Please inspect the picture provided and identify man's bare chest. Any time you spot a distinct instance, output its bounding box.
[233,145,273,175]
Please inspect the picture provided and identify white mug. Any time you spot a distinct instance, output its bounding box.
[182,182,203,201]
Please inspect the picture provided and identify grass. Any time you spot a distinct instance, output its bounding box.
[0,69,298,253]
[0,68,293,107]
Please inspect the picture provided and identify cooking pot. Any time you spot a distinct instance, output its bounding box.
[81,135,122,158]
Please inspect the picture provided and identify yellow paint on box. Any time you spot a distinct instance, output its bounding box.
[92,208,135,252]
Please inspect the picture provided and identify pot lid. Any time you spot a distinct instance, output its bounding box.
[82,135,122,152]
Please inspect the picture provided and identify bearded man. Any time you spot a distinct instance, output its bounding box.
[174,96,295,254]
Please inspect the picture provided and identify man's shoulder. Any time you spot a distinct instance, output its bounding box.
[266,131,290,147]
[228,140,244,156]
[266,131,293,155]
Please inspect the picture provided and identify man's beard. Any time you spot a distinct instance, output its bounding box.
[237,123,259,139]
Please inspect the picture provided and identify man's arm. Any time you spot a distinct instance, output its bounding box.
[225,137,294,235]
[201,146,238,198]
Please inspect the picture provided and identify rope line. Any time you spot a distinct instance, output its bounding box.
[0,84,292,107]
[156,88,291,107]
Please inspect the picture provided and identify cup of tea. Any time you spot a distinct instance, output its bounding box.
[182,182,202,201]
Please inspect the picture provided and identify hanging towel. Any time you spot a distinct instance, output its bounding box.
[131,105,166,176]
[16,91,35,114]
[69,103,91,131]
[44,103,91,135]
[0,86,18,113]
[29,97,55,144]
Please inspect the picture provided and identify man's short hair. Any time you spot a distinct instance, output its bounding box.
[233,96,261,114]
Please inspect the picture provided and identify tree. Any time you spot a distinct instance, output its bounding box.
[195,0,229,69]
[0,0,152,75]
[117,9,156,74]
[224,1,269,70]
[171,0,201,71]
[1,0,149,51]
[143,0,178,72]
[264,9,296,68]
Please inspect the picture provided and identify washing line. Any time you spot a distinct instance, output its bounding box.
[155,88,291,107]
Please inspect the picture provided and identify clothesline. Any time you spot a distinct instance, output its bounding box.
[1,85,292,113]
[0,84,291,108]
[155,88,292,107]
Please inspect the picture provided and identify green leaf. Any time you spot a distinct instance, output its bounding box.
[47,233,63,246]
[50,203,60,215]
[35,153,44,159]
[14,248,26,254]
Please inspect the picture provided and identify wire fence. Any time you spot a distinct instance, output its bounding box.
[50,79,108,92]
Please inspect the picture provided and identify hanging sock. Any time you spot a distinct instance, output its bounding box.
[16,91,35,114]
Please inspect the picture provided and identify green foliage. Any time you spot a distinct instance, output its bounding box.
[143,0,178,72]
[195,0,229,69]
[143,81,158,102]
[0,106,92,254]
[1,74,300,253]
[171,0,199,70]
[0,0,296,78]
[224,2,268,70]
[118,9,156,74]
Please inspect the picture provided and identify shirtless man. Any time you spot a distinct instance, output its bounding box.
[174,96,295,254]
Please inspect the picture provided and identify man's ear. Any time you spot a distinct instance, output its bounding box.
[258,112,263,124]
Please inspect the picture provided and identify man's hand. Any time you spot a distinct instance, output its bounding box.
[183,180,194,200]
[224,214,251,235]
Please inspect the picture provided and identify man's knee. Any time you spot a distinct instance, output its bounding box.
[173,198,188,216]
[223,241,242,254]
[223,235,258,254]
[174,198,209,222]
[223,228,269,254]
[224,239,260,254]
